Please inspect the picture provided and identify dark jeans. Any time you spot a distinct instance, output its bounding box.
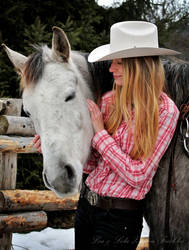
[75,196,143,250]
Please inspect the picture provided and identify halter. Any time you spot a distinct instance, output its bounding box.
[180,100,189,156]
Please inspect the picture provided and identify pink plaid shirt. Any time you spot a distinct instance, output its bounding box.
[84,91,179,200]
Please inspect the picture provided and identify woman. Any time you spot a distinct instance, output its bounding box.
[34,21,180,250]
[75,21,180,250]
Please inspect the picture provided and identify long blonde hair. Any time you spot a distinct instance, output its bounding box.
[105,56,165,160]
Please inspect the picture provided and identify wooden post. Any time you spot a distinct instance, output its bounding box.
[0,98,22,250]
[0,152,17,250]
[0,153,17,189]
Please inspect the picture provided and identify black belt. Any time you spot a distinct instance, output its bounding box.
[81,183,142,210]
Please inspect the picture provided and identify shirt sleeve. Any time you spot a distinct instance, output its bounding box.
[91,107,180,188]
[83,148,100,174]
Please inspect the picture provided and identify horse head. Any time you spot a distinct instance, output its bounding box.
[3,27,94,197]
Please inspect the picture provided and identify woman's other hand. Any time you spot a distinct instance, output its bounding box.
[33,134,42,153]
[87,99,104,133]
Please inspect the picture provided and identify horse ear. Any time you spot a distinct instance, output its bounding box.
[2,44,27,75]
[52,26,71,62]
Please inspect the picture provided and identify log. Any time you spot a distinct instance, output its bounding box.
[0,211,47,233]
[0,115,35,136]
[0,190,79,212]
[0,101,6,115]
[0,136,37,153]
[0,99,22,116]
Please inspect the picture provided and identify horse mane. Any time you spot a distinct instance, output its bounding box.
[84,54,113,102]
[163,60,189,107]
[21,46,46,89]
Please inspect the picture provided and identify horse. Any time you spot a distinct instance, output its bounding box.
[2,27,189,249]
[144,61,189,250]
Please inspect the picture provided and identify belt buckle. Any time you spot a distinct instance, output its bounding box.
[87,190,98,206]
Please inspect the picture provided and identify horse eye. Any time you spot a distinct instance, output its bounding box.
[65,93,75,102]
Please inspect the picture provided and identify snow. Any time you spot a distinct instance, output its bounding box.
[12,219,149,250]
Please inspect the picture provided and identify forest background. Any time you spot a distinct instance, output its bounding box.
[0,0,189,189]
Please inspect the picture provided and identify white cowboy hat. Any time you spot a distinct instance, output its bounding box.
[88,21,180,62]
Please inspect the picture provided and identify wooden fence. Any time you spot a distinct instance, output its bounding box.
[0,98,149,250]
[0,98,79,250]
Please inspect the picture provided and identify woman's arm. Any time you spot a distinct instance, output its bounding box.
[88,99,180,188]
[83,148,100,174]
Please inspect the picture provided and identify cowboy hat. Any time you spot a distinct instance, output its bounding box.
[88,21,180,62]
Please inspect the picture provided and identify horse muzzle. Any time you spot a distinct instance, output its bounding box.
[43,164,78,197]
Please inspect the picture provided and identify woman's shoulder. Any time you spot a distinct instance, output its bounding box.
[160,92,179,114]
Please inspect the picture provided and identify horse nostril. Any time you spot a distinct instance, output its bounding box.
[65,164,74,180]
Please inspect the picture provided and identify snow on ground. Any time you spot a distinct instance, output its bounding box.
[12,219,149,250]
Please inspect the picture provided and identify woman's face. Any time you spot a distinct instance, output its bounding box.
[109,59,123,86]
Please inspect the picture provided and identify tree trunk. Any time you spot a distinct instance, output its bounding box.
[0,136,37,153]
[0,115,35,136]
[0,190,79,212]
[0,211,47,233]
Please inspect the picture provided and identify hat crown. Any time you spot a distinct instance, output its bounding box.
[110,21,159,52]
[88,21,180,62]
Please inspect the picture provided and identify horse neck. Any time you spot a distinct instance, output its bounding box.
[163,60,189,108]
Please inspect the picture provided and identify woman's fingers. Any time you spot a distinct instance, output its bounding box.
[87,99,104,133]
[33,134,42,153]
[87,99,101,118]
[33,134,40,143]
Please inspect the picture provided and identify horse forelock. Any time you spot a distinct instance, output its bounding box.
[21,46,47,89]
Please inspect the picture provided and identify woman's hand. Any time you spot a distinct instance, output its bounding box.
[33,134,42,153]
[87,99,104,133]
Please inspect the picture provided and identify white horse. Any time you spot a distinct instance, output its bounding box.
[3,27,96,197]
[3,27,189,249]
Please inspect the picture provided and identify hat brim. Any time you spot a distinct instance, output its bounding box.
[88,44,180,63]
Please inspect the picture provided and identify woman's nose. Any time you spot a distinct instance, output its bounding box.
[109,61,116,72]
